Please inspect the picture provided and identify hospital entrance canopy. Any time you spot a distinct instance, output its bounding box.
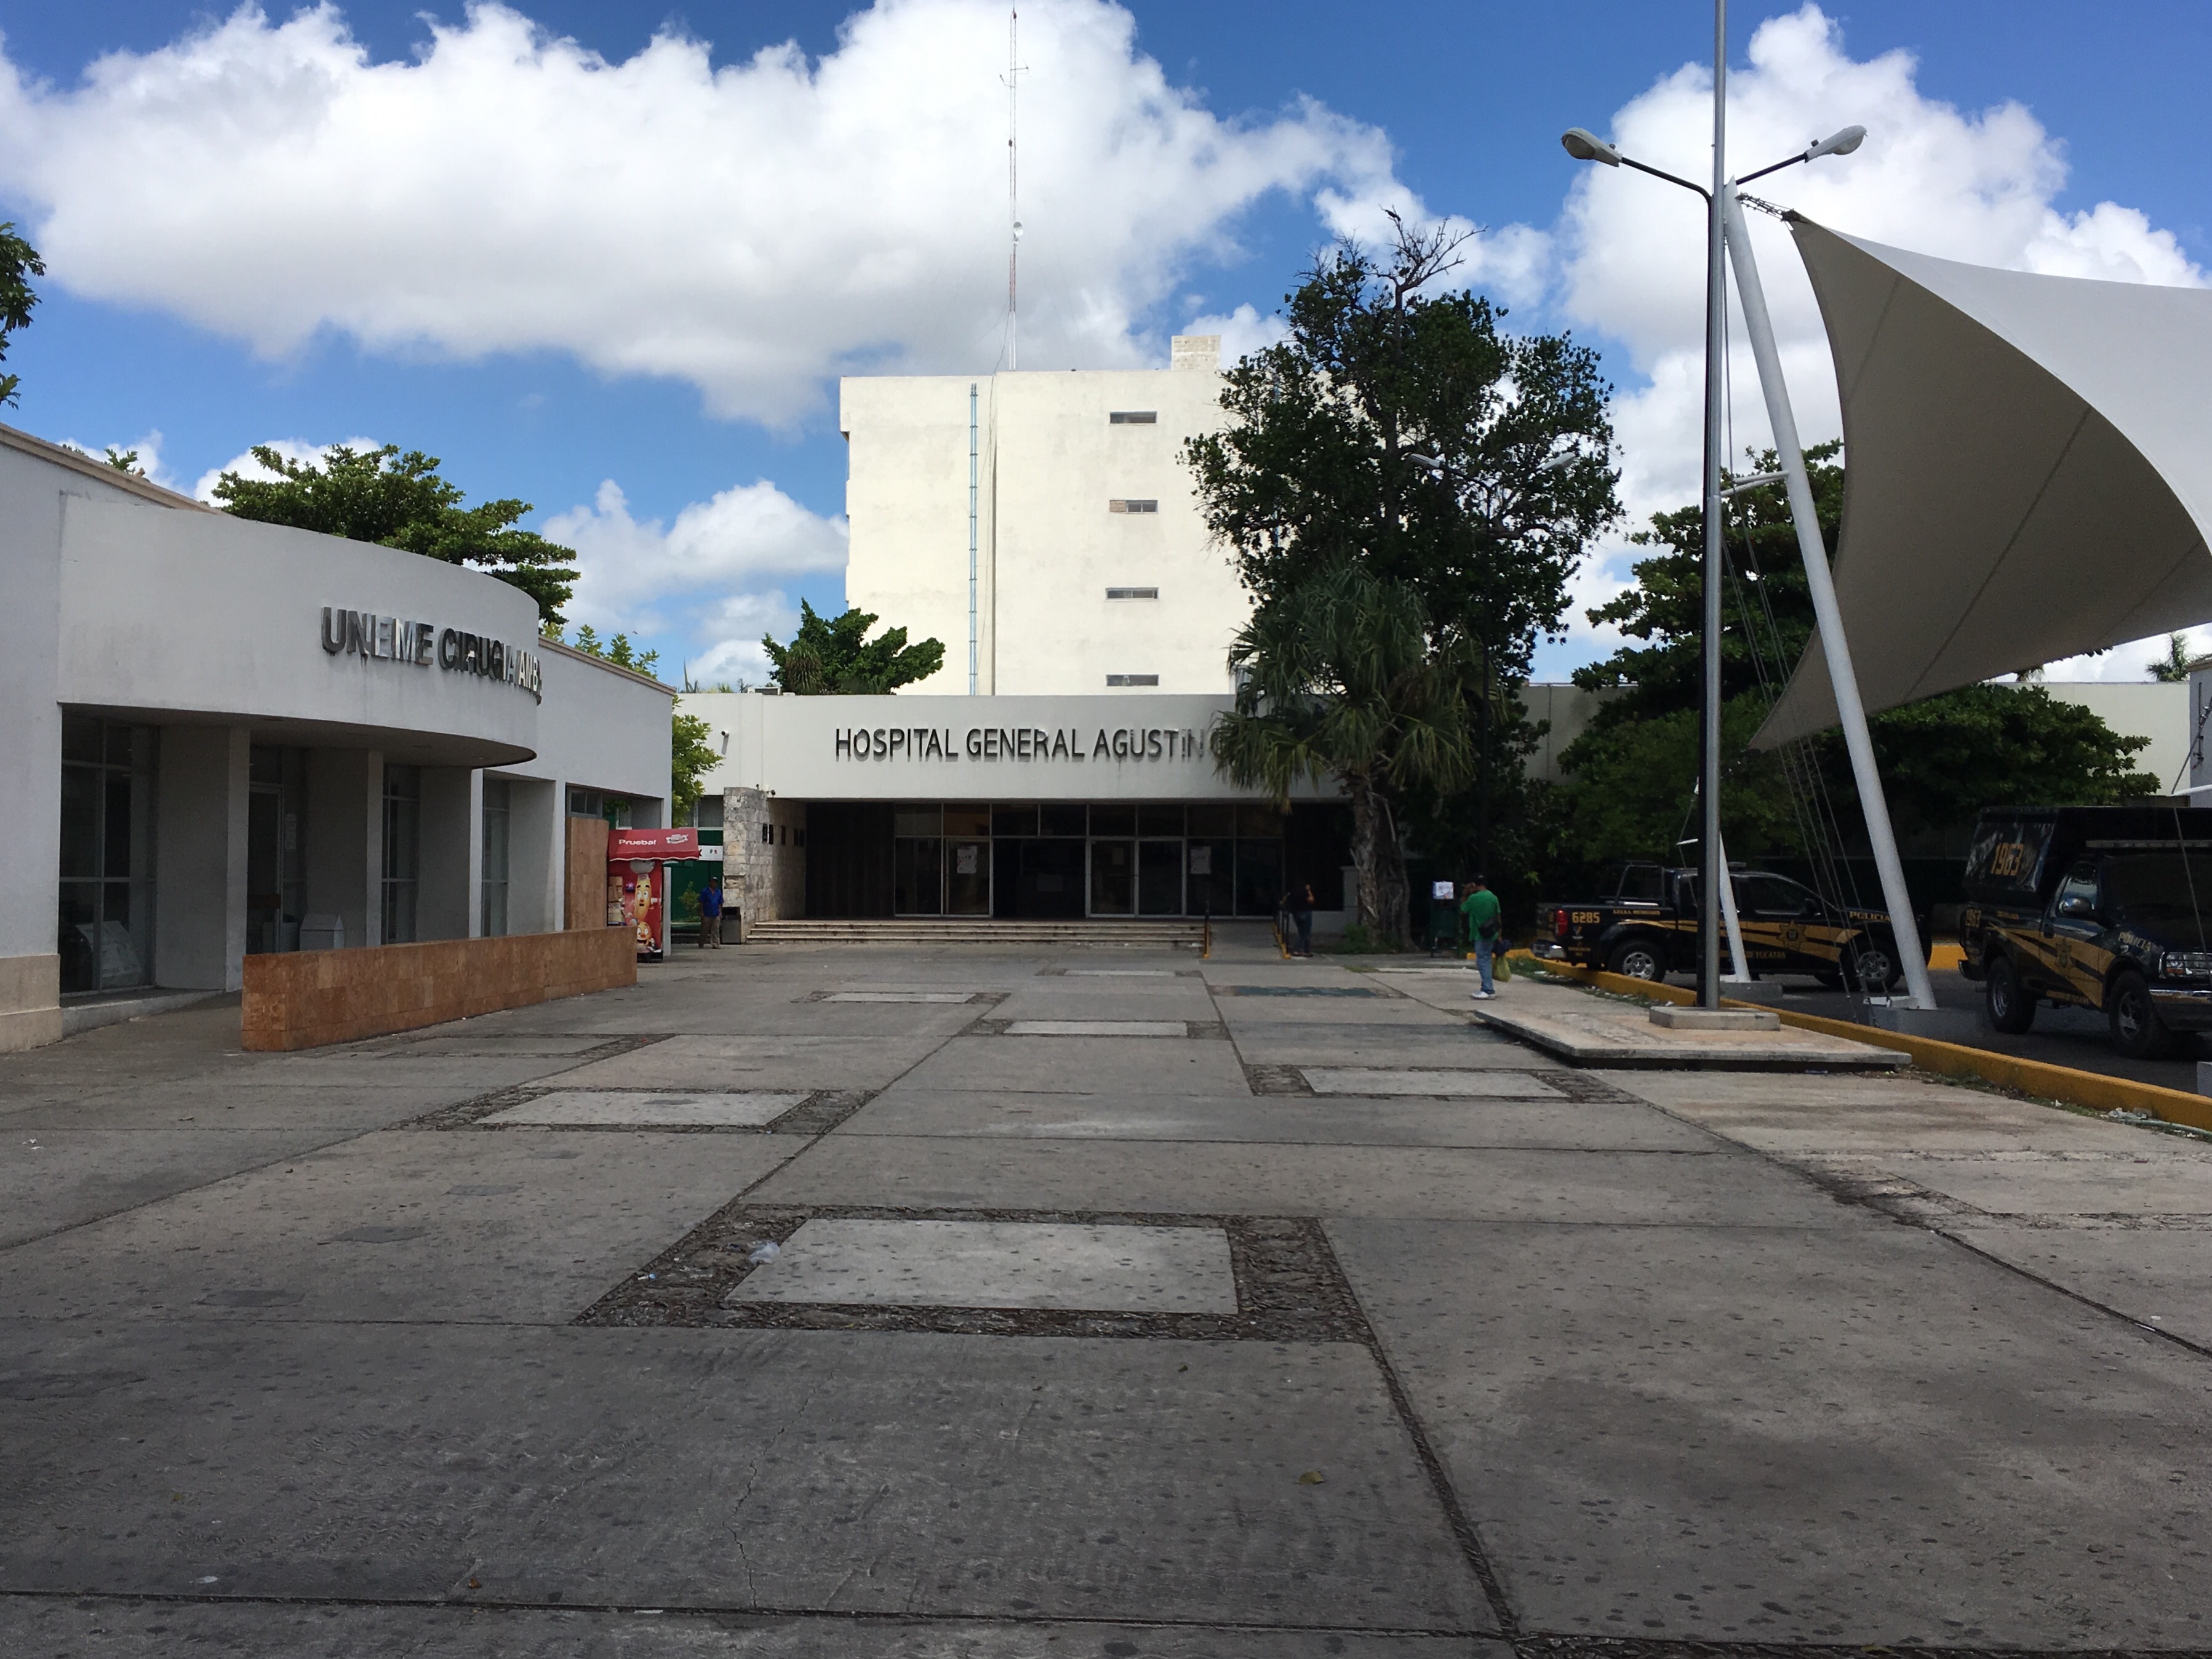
[1754,218,2212,751]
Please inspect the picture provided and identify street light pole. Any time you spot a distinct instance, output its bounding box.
[1697,0,1728,1010]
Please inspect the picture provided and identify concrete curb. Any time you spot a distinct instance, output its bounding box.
[1506,950,2212,1135]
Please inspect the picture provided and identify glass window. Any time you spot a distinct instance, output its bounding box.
[1236,803,1285,837]
[57,718,158,993]
[381,764,421,945]
[944,802,992,837]
[694,795,725,830]
[1187,840,1234,916]
[1187,804,1235,839]
[1734,874,1819,916]
[946,838,991,914]
[481,778,511,938]
[1234,837,1285,916]
[1089,804,1135,836]
[2053,862,2100,919]
[1039,804,1086,837]
[2102,853,2212,926]
[1137,804,1184,837]
[1138,839,1183,915]
[894,837,943,914]
[991,804,1037,837]
[1090,839,1135,915]
[893,806,943,837]
[1613,863,1664,904]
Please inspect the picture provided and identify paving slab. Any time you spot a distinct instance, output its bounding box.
[748,1135,1840,1225]
[0,1325,1488,1632]
[1328,1217,2212,1647]
[1472,983,1906,1069]
[1301,1068,1561,1098]
[821,991,980,1004]
[1002,1019,1193,1037]
[479,1090,806,1127]
[1865,1149,2212,1216]
[729,1218,1238,1312]
[0,1127,357,1249]
[0,1600,1502,1658]
[0,1130,795,1324]
[369,1033,618,1056]
[1241,1026,1563,1072]
[549,1033,948,1092]
[844,1088,1714,1151]
[1599,1068,2147,1154]
[896,1034,1252,1095]
[1952,1225,2212,1349]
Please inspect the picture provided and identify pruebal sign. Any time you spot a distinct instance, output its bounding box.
[833,725,1207,762]
[320,607,544,703]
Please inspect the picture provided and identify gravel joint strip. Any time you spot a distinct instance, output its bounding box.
[575,1204,1367,1341]
[402,1083,869,1135]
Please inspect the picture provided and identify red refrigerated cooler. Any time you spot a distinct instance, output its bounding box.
[607,827,703,961]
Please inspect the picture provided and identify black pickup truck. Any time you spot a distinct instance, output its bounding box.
[1960,806,2212,1058]
[1531,860,1915,990]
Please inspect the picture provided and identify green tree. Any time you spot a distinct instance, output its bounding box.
[557,623,660,679]
[0,222,43,408]
[1552,448,2160,866]
[1184,217,1619,934]
[671,711,719,823]
[2149,632,2194,683]
[213,444,578,624]
[104,447,145,475]
[762,599,944,694]
[1213,564,1477,945]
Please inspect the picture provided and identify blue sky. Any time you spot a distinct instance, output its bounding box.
[2,1,2205,684]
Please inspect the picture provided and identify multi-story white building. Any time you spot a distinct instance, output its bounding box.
[840,334,1245,695]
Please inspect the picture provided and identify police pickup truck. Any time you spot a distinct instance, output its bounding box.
[1531,861,1913,990]
[1960,806,2212,1058]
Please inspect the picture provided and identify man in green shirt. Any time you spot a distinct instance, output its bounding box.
[1459,875,1502,999]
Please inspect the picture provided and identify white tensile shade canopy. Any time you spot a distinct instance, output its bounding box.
[1752,218,2212,752]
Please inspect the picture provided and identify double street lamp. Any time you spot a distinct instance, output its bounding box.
[1556,11,1931,1015]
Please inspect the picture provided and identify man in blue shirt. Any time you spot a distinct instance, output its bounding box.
[698,877,725,948]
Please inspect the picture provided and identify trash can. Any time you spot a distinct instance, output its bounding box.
[300,913,345,951]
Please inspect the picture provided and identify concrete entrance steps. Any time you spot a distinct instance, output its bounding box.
[745,918,1206,948]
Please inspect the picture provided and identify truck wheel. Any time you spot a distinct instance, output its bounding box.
[1841,937,1899,994]
[2107,971,2176,1060]
[1606,938,1666,982]
[1984,955,2035,1033]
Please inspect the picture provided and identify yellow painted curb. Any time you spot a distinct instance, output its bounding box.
[1502,950,2212,1135]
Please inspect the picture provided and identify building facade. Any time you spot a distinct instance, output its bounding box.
[682,690,1346,924]
[3,425,673,1051]
[841,335,1245,696]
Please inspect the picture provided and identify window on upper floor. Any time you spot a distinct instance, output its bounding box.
[1108,499,1159,513]
[1109,410,1157,424]
[1106,587,1160,600]
[1106,673,1160,687]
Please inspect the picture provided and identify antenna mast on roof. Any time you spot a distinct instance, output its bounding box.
[1003,8,1028,369]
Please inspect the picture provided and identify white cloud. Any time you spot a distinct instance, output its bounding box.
[545,478,845,679]
[191,435,381,502]
[1550,2,2205,679]
[0,0,1526,425]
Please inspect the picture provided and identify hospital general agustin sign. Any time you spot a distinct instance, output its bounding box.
[320,606,545,703]
[834,724,1209,763]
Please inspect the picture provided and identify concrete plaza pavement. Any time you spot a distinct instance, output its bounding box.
[3,930,2210,1655]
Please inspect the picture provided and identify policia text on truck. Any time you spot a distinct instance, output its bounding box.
[1961,806,2212,1059]
[1531,862,1919,991]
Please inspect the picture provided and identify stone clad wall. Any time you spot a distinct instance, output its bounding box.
[241,928,634,1051]
[723,786,806,928]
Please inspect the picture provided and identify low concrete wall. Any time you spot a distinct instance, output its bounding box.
[242,928,634,1051]
[0,952,62,1053]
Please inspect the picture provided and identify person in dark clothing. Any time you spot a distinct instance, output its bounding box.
[1288,882,1316,957]
[698,877,724,948]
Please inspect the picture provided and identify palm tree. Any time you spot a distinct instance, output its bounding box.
[1212,564,1479,947]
